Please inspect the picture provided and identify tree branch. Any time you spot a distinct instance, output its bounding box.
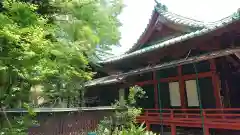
[1,107,12,129]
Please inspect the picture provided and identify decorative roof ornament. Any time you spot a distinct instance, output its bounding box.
[154,0,168,11]
[232,9,240,20]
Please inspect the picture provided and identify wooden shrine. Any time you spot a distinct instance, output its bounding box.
[85,4,240,135]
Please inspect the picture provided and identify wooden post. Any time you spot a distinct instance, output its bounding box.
[119,88,125,107]
[171,124,176,135]
[178,66,186,108]
[153,71,159,109]
[204,126,210,135]
[202,110,210,135]
[145,122,150,131]
[170,110,176,135]
[224,80,231,107]
[209,59,222,108]
[144,110,150,130]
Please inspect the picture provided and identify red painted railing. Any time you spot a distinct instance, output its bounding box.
[136,108,240,130]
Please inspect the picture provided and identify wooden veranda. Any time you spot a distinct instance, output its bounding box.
[137,108,240,135]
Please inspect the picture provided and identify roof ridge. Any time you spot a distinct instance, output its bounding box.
[204,13,238,26]
[99,8,239,63]
[124,7,158,54]
[155,7,206,28]
[159,9,205,24]
[99,14,239,64]
[156,6,240,28]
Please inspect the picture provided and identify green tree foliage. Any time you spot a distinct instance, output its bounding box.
[54,0,123,63]
[0,103,38,135]
[0,0,123,134]
[21,0,123,61]
[0,0,123,108]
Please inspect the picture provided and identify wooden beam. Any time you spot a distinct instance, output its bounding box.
[88,48,240,87]
[160,76,179,82]
[159,71,212,82]
[119,48,240,78]
[183,71,212,80]
[135,80,154,86]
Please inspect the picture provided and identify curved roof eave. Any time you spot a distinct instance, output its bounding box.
[98,8,239,64]
[124,7,207,54]
[98,14,239,64]
[124,8,159,54]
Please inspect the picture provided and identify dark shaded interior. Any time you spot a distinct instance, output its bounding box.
[85,85,119,107]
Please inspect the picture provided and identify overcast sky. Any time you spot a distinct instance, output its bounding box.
[111,0,240,56]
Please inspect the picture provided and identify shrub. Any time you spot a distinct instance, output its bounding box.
[95,85,159,135]
[96,123,159,135]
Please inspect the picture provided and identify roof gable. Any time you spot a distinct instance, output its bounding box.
[125,6,207,53]
[139,24,186,49]
[98,6,240,64]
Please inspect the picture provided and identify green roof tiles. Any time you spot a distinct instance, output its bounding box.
[84,75,125,87]
[157,8,206,28]
[98,9,239,64]
[88,48,240,87]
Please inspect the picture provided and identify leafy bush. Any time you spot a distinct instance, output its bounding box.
[95,85,159,135]
[96,123,159,135]
[0,104,38,135]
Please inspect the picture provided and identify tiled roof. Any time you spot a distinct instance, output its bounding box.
[156,8,238,29]
[84,75,125,87]
[123,7,206,55]
[87,48,240,87]
[156,8,206,28]
[98,11,239,64]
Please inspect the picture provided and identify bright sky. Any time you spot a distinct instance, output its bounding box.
[111,0,240,55]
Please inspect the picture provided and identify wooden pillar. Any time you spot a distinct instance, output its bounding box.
[145,122,150,131]
[221,59,231,108]
[153,71,159,109]
[171,124,176,135]
[224,80,231,107]
[178,66,186,108]
[119,88,125,107]
[204,126,210,135]
[209,59,222,108]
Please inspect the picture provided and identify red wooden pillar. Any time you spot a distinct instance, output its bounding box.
[153,71,159,109]
[178,66,186,108]
[209,59,222,108]
[170,110,176,135]
[204,126,210,135]
[171,124,176,135]
[145,110,150,131]
[145,122,150,131]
